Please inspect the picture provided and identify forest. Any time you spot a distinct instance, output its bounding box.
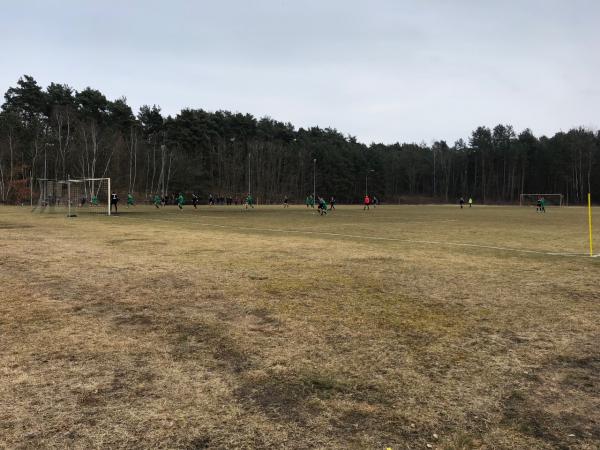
[0,75,598,205]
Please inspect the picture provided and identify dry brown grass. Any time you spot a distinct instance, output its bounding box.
[0,204,598,449]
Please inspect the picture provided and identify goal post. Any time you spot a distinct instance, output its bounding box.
[35,177,111,216]
[519,193,564,207]
[67,178,111,216]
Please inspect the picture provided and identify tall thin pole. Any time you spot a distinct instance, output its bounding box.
[588,192,593,256]
[67,179,71,217]
[313,158,316,200]
[107,177,111,216]
[248,152,251,195]
[433,146,436,197]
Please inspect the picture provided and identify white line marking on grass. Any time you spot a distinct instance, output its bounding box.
[113,214,593,259]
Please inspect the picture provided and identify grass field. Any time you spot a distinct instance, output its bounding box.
[1,204,599,449]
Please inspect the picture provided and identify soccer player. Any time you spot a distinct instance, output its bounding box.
[153,194,161,208]
[209,194,215,206]
[79,195,86,208]
[468,197,473,208]
[459,197,465,209]
[307,194,315,208]
[192,193,199,209]
[127,193,134,207]
[283,196,289,208]
[317,196,328,215]
[364,194,371,210]
[110,192,119,213]
[91,195,98,207]
[539,196,546,213]
[245,193,254,209]
[373,195,379,208]
[536,197,542,212]
[330,196,336,211]
[177,192,185,210]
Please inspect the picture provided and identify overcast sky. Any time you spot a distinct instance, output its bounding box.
[2,0,599,144]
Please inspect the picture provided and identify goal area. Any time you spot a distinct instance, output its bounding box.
[36,178,111,216]
[519,193,564,207]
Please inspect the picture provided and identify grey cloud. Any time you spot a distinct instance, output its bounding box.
[1,0,599,143]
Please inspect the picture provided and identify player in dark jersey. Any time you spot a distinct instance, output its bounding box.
[110,192,119,213]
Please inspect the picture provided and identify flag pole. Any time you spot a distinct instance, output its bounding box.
[588,193,593,256]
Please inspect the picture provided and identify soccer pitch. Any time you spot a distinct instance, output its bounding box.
[1,204,599,449]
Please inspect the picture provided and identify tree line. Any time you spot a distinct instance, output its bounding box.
[1,75,598,205]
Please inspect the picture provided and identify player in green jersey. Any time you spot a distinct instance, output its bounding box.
[245,193,254,209]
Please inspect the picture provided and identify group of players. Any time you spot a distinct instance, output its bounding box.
[110,191,548,214]
[108,191,347,214]
[149,192,256,210]
[458,197,474,209]
[103,192,254,212]
[301,194,381,215]
[303,194,337,215]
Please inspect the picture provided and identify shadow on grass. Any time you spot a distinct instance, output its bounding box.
[502,351,600,447]
[170,320,253,373]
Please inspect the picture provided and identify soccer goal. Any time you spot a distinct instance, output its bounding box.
[36,177,111,216]
[519,193,564,207]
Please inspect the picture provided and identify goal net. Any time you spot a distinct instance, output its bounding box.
[37,178,69,209]
[519,193,564,207]
[36,178,111,216]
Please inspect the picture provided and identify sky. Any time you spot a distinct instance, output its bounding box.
[2,0,599,144]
